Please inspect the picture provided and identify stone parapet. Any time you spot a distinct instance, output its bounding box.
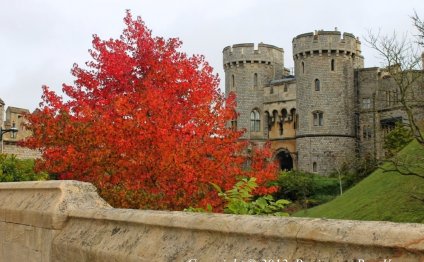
[0,180,110,229]
[293,30,361,58]
[1,180,424,261]
[2,142,42,159]
[223,43,284,68]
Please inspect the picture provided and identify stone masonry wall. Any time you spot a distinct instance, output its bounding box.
[1,180,424,261]
[297,136,356,174]
[2,142,41,159]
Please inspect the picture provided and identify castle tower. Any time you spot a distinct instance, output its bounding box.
[293,30,364,174]
[0,98,4,128]
[223,43,284,139]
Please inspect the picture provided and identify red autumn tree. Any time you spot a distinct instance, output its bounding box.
[24,11,277,210]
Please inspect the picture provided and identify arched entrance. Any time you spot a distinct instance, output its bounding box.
[276,150,293,171]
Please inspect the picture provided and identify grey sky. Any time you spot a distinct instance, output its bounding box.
[1,0,423,111]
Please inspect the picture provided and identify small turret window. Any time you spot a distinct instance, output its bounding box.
[250,109,260,132]
[231,111,238,131]
[254,73,258,89]
[313,162,317,172]
[232,74,235,89]
[313,111,324,126]
[314,79,320,91]
[302,61,305,74]
[331,59,335,71]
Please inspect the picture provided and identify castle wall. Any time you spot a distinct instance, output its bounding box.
[2,180,424,261]
[357,68,424,159]
[2,141,41,159]
[263,80,297,141]
[297,136,356,174]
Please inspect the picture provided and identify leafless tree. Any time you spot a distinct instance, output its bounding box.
[412,11,424,46]
[366,28,424,146]
[365,13,424,181]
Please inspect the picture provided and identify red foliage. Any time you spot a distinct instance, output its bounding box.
[23,11,277,210]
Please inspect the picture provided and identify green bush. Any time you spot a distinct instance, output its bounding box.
[186,177,290,216]
[273,170,340,209]
[0,154,48,182]
[310,175,340,196]
[384,122,413,157]
[273,170,314,201]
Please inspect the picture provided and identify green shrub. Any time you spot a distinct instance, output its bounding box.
[273,170,340,209]
[384,122,413,157]
[273,170,315,201]
[0,154,48,182]
[212,177,290,216]
[186,177,290,216]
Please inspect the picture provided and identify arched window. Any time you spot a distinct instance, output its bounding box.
[290,108,296,123]
[250,109,260,132]
[313,162,317,172]
[314,79,320,91]
[302,61,305,74]
[331,59,335,71]
[281,109,288,119]
[313,111,324,126]
[265,111,272,130]
[231,74,235,89]
[254,73,258,89]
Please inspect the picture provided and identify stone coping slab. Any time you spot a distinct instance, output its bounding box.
[68,208,424,253]
[0,180,110,229]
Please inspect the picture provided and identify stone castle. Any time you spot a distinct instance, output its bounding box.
[0,98,40,158]
[223,29,424,175]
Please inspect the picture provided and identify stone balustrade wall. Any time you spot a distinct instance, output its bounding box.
[1,181,424,261]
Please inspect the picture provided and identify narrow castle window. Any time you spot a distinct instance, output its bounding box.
[231,113,238,131]
[265,111,272,130]
[302,61,305,74]
[254,73,258,89]
[331,59,335,71]
[313,111,323,126]
[362,98,371,109]
[232,74,235,90]
[314,79,320,91]
[362,125,372,140]
[313,162,317,172]
[290,108,296,124]
[10,122,17,139]
[295,114,299,129]
[250,109,260,132]
[284,84,288,92]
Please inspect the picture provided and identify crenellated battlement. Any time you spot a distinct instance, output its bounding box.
[223,43,284,69]
[292,30,361,59]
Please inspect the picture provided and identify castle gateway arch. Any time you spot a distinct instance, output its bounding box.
[275,150,293,171]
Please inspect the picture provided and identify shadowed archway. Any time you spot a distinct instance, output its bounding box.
[275,150,293,171]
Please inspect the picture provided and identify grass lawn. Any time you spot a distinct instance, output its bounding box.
[294,140,424,223]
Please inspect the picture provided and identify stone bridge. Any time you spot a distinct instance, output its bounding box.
[1,181,423,261]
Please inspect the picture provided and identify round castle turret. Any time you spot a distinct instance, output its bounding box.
[223,43,284,139]
[293,30,363,174]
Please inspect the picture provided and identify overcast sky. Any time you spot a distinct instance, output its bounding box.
[1,0,423,111]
